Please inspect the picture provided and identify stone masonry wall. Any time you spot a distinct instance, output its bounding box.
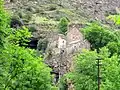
[45,24,90,83]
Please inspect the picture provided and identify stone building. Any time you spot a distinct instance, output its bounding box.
[67,24,83,43]
[58,36,66,49]
[45,23,90,83]
[66,24,90,55]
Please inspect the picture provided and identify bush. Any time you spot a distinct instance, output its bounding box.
[58,17,69,35]
[0,1,53,89]
[7,26,32,46]
[107,15,120,25]
[106,42,120,56]
[0,0,10,47]
[0,45,52,90]
[66,47,120,90]
[81,22,118,50]
[51,86,59,90]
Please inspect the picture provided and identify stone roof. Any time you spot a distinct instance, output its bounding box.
[67,24,84,43]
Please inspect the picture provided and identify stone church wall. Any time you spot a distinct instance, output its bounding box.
[45,24,90,83]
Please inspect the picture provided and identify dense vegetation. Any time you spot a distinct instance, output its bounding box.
[62,20,120,90]
[65,47,120,90]
[0,0,53,90]
[81,22,118,50]
[1,0,120,90]
[58,17,69,35]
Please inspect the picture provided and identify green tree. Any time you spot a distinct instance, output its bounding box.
[106,42,120,56]
[105,15,120,56]
[0,45,52,90]
[65,47,120,90]
[0,0,53,89]
[101,54,120,90]
[58,17,69,35]
[7,27,31,46]
[81,22,118,50]
[0,0,10,48]
[67,50,98,90]
[114,30,120,41]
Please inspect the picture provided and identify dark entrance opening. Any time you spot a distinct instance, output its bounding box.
[10,18,24,28]
[51,70,59,84]
[28,38,38,49]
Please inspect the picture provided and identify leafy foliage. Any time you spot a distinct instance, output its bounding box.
[67,50,98,90]
[66,47,120,90]
[81,22,118,50]
[58,17,69,35]
[7,27,32,46]
[0,1,53,90]
[0,45,52,90]
[114,30,120,41]
[0,0,10,47]
[105,20,120,56]
[101,54,120,90]
[106,42,120,56]
[107,15,120,25]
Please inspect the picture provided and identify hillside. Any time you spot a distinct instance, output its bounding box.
[5,0,120,22]
[1,0,120,90]
[4,0,120,46]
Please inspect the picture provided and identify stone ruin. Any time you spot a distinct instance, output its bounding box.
[45,23,90,83]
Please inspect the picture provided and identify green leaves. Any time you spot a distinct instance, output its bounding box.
[106,42,120,56]
[66,47,120,90]
[82,22,118,50]
[107,15,120,25]
[0,45,52,90]
[58,17,69,35]
[0,1,53,89]
[0,0,10,48]
[7,27,32,46]
[69,50,98,90]
[101,54,120,90]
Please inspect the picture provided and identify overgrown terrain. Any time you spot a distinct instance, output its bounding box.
[1,0,120,90]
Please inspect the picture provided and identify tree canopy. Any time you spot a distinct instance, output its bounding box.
[0,0,53,89]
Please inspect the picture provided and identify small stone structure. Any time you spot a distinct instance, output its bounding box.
[58,36,66,49]
[66,24,90,54]
[45,23,90,83]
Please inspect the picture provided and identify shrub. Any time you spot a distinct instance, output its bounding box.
[107,15,120,25]
[0,0,10,47]
[106,42,120,56]
[0,45,52,90]
[66,47,120,90]
[58,17,69,35]
[81,22,118,50]
[0,1,53,89]
[7,26,32,46]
